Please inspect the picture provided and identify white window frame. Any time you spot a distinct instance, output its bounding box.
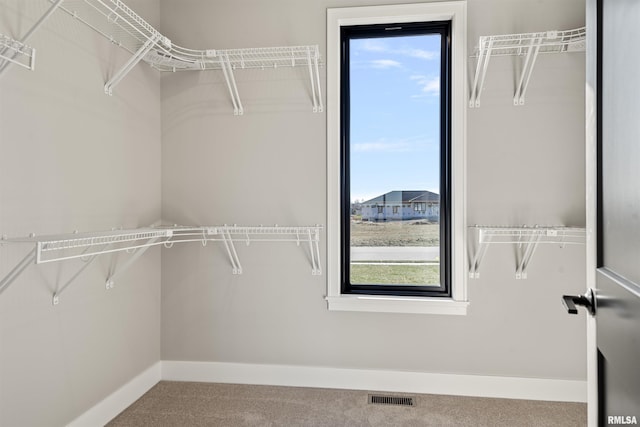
[326,2,468,315]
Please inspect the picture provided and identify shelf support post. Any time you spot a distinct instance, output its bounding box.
[469,229,491,278]
[514,36,542,106]
[313,51,324,113]
[515,232,542,279]
[469,37,493,108]
[306,47,319,113]
[0,247,36,295]
[220,228,242,274]
[53,253,100,306]
[104,32,162,95]
[307,228,319,275]
[51,242,115,305]
[105,237,160,289]
[219,54,244,115]
[309,228,322,275]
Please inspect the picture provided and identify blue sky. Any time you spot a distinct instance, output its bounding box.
[349,34,441,203]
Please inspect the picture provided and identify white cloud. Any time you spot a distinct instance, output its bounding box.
[410,75,440,97]
[359,39,388,52]
[353,136,433,153]
[403,48,437,60]
[370,59,402,69]
[354,40,438,62]
[421,77,440,95]
[353,141,412,153]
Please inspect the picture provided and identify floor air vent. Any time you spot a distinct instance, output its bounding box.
[368,394,415,407]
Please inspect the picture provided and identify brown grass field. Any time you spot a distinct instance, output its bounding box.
[350,219,440,247]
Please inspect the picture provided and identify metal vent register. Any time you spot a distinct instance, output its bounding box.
[368,394,415,407]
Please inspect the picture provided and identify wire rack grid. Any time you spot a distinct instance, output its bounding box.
[0,33,36,71]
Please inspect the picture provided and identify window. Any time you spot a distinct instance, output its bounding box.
[327,2,468,314]
[341,20,450,298]
[414,203,427,213]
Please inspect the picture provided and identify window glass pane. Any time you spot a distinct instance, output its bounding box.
[349,34,441,287]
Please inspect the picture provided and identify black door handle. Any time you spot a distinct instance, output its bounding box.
[561,290,595,315]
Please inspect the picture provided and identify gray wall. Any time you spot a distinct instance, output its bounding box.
[0,0,161,425]
[160,0,587,381]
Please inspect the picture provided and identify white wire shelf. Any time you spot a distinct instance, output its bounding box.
[1,228,171,259]
[55,0,169,55]
[469,27,586,107]
[1,224,322,305]
[54,0,323,114]
[0,33,36,72]
[145,45,322,72]
[468,225,586,279]
[165,225,322,275]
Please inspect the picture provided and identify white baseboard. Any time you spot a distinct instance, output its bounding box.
[67,360,586,425]
[162,361,587,403]
[66,362,161,427]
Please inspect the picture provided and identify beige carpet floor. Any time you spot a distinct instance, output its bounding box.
[107,381,587,426]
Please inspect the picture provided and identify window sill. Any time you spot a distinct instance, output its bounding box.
[325,295,469,315]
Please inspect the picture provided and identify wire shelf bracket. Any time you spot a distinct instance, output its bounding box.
[1,224,322,304]
[469,27,586,107]
[218,228,243,274]
[105,236,161,289]
[1,228,171,304]
[0,34,36,74]
[104,32,163,95]
[52,248,104,305]
[468,225,586,279]
[202,225,323,275]
[53,0,323,113]
[0,247,36,296]
[0,0,65,77]
[206,46,324,116]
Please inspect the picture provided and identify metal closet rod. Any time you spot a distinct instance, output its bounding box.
[0,224,323,305]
